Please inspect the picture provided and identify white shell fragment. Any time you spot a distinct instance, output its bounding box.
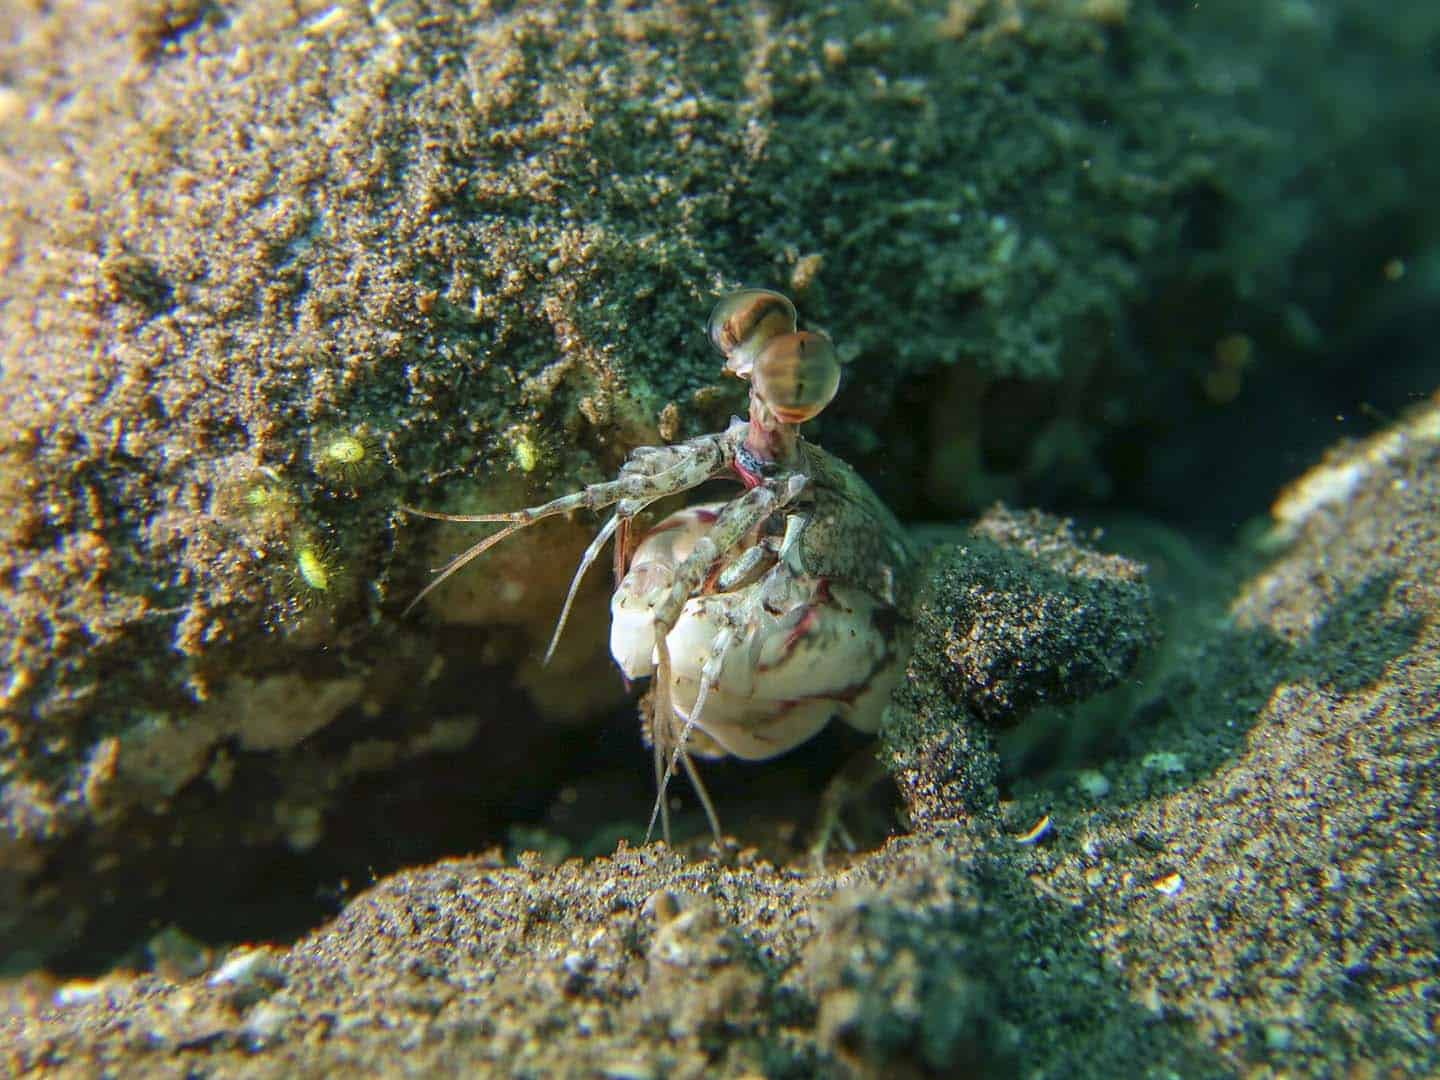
[1015,814,1054,845]
[1152,871,1184,896]
[208,947,281,987]
[53,980,107,1007]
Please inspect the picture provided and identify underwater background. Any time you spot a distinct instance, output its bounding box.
[1,0,1436,1075]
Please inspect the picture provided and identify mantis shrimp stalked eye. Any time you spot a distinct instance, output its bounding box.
[707,288,797,378]
[403,289,914,857]
[752,330,841,425]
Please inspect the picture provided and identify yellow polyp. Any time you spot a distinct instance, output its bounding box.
[245,485,279,510]
[512,433,540,474]
[295,546,331,592]
[325,436,367,467]
[312,428,380,486]
[229,474,298,538]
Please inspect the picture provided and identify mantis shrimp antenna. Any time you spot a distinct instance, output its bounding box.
[400,509,536,617]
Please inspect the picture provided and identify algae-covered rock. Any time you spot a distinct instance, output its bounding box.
[0,0,1230,965]
[927,506,1152,723]
[885,506,1153,827]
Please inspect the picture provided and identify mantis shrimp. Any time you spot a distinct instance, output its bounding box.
[406,289,914,849]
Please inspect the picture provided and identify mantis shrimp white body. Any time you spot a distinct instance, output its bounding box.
[406,289,914,847]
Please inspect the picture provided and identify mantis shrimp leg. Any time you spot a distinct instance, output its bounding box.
[643,477,808,843]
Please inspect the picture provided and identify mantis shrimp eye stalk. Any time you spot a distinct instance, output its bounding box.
[752,330,841,424]
[708,288,797,379]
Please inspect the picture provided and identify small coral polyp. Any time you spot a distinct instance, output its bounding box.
[295,545,333,592]
[312,427,380,488]
[502,423,561,477]
[287,535,346,608]
[219,465,299,539]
